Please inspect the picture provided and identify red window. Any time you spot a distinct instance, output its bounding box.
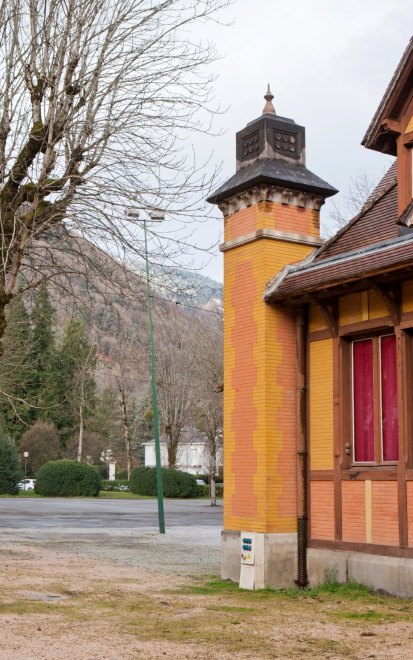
[352,335,398,463]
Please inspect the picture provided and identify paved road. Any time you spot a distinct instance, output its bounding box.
[0,497,222,531]
[0,498,223,575]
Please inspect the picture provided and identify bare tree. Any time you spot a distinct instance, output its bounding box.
[20,420,61,473]
[155,308,201,467]
[327,170,378,235]
[110,353,146,480]
[75,344,95,461]
[193,315,223,505]
[0,0,228,345]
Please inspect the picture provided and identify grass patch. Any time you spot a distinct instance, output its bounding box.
[0,490,40,498]
[3,565,413,659]
[98,491,152,499]
[186,579,242,595]
[328,608,411,623]
[206,605,254,612]
[184,576,412,606]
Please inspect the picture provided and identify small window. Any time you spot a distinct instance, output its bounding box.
[352,335,398,463]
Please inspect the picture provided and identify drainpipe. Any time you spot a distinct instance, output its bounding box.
[296,306,308,587]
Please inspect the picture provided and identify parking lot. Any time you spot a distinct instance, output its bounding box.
[0,497,223,575]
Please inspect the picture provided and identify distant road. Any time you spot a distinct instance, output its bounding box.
[0,497,222,532]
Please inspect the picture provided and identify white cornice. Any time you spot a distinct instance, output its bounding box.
[220,228,323,253]
[217,184,325,217]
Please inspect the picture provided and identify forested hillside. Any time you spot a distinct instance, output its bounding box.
[0,235,223,478]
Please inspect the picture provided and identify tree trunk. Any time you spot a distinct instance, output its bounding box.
[120,389,133,480]
[0,293,12,355]
[210,447,217,507]
[167,431,178,468]
[77,382,84,462]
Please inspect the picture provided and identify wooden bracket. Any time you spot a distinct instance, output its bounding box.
[309,297,338,336]
[403,130,413,147]
[381,118,402,135]
[371,284,400,326]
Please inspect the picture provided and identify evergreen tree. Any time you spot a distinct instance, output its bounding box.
[31,282,60,423]
[57,318,96,454]
[0,433,22,493]
[92,388,121,444]
[0,294,35,440]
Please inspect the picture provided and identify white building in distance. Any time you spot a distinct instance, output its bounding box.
[143,427,223,475]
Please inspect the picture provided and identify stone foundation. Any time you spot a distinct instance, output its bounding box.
[222,532,413,597]
[308,548,413,597]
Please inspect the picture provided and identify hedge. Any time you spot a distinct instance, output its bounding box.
[34,460,101,497]
[130,467,198,498]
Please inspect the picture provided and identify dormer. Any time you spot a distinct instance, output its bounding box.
[362,37,413,216]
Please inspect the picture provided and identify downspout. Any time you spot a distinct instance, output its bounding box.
[296,306,308,587]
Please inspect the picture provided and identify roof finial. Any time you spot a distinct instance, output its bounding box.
[263,83,276,114]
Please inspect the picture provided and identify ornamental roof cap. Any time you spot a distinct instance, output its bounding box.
[263,84,276,114]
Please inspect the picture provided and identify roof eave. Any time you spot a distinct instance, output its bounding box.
[207,172,337,205]
[362,37,413,154]
[266,251,413,305]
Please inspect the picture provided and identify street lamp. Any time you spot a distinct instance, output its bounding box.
[23,451,29,477]
[126,208,165,534]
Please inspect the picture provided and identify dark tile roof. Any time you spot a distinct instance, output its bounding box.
[206,158,338,204]
[264,161,413,303]
[265,234,413,303]
[360,160,398,211]
[314,169,398,261]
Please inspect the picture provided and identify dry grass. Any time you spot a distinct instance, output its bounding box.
[1,545,413,659]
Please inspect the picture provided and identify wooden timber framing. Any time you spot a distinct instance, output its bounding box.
[308,296,338,336]
[309,539,413,559]
[307,281,413,556]
[370,282,401,325]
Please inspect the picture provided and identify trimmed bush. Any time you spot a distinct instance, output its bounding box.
[130,467,198,498]
[0,434,22,494]
[34,460,101,497]
[197,484,209,497]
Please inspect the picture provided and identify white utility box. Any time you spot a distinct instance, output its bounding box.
[239,532,264,590]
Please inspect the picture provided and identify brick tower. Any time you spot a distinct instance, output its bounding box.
[207,87,337,588]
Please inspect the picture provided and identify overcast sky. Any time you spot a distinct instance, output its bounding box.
[179,0,412,282]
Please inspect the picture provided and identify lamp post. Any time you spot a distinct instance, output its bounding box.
[23,451,29,477]
[126,208,165,534]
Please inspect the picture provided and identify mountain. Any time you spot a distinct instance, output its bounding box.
[126,261,223,315]
[24,234,222,397]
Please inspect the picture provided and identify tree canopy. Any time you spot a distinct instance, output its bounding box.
[0,0,228,341]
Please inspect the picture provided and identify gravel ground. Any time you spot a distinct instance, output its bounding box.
[0,498,223,576]
[3,498,413,659]
[23,525,223,576]
[2,541,413,660]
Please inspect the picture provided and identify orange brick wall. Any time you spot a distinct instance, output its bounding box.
[309,339,334,471]
[368,289,388,319]
[339,293,364,325]
[371,482,399,546]
[223,201,319,533]
[342,481,366,543]
[224,201,320,243]
[308,306,328,332]
[402,280,413,313]
[310,481,335,540]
